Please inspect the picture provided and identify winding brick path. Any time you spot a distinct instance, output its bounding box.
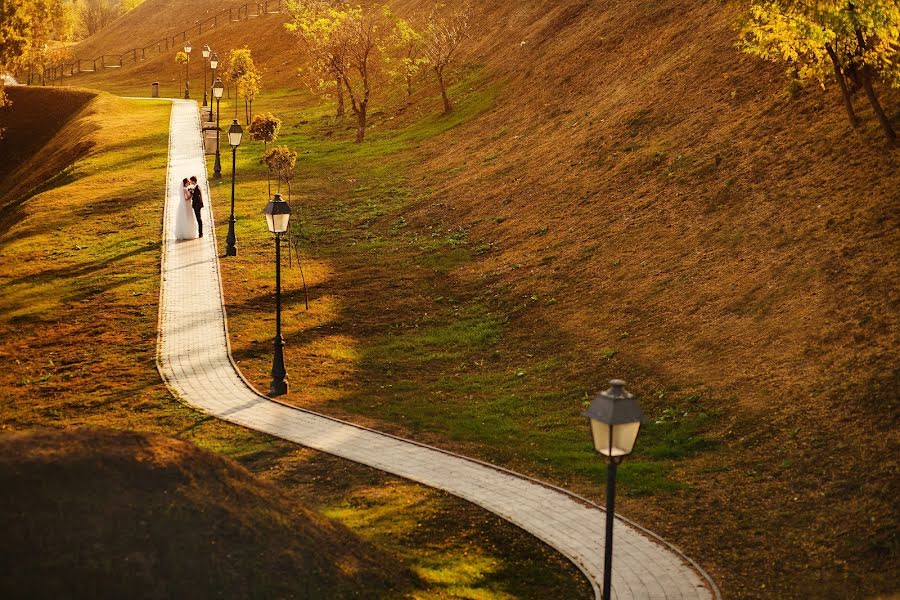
[156,99,719,600]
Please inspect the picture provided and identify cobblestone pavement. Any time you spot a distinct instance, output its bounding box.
[157,99,719,600]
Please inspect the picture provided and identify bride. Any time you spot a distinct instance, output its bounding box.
[175,177,198,240]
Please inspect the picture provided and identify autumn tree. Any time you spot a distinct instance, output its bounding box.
[10,0,71,85]
[75,0,120,37]
[224,47,257,121]
[249,113,282,197]
[393,17,427,99]
[285,0,349,117]
[287,2,396,142]
[741,1,899,144]
[422,2,471,114]
[238,70,261,123]
[0,0,28,111]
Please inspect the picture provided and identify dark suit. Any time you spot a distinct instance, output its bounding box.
[191,184,204,237]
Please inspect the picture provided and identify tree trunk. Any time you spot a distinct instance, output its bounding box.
[355,107,366,143]
[265,141,271,199]
[406,74,413,98]
[825,44,859,128]
[336,74,345,117]
[436,67,451,114]
[859,67,897,145]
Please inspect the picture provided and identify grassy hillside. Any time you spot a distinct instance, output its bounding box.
[0,89,591,598]
[0,428,409,598]
[46,0,900,598]
[0,87,96,230]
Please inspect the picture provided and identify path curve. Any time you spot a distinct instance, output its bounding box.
[156,99,720,600]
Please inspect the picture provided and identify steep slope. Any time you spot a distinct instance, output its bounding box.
[0,87,96,229]
[0,428,411,598]
[56,0,900,598]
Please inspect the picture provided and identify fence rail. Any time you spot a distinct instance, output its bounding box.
[43,0,283,83]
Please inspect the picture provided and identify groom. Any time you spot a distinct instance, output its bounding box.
[190,176,204,237]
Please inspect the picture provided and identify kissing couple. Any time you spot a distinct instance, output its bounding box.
[175,175,204,240]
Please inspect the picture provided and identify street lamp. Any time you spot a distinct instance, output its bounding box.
[262,193,292,397]
[583,379,645,600]
[183,41,192,99]
[201,44,210,107]
[225,119,243,257]
[208,52,219,122]
[212,78,224,179]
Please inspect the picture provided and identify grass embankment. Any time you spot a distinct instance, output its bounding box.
[208,72,896,600]
[0,428,407,598]
[0,88,591,598]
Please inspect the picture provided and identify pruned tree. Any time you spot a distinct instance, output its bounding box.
[393,17,427,99]
[741,1,899,144]
[238,70,261,123]
[286,2,396,142]
[249,113,282,197]
[422,2,471,114]
[225,47,256,121]
[263,145,298,200]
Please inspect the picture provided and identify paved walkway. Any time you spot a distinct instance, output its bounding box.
[156,99,719,600]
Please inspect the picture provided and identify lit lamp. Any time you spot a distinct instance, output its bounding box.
[262,193,292,397]
[201,44,211,107]
[212,78,224,178]
[208,52,219,122]
[583,379,645,600]
[183,41,192,99]
[225,119,243,257]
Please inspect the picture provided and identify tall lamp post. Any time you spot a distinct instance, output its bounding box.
[183,41,192,99]
[262,193,292,397]
[583,379,645,600]
[225,119,243,257]
[212,79,224,179]
[201,44,210,107]
[208,52,219,123]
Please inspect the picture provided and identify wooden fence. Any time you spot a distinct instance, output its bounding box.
[43,0,283,83]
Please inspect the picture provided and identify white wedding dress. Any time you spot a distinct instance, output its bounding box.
[174,184,199,240]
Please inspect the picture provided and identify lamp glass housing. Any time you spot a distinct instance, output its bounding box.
[202,44,210,59]
[266,213,291,234]
[184,41,192,53]
[227,120,243,147]
[263,194,292,233]
[589,420,641,457]
[210,54,219,70]
[212,79,224,98]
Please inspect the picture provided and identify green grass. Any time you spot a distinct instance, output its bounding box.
[203,71,720,502]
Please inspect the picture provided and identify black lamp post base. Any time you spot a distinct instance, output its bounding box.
[269,379,288,397]
[213,153,222,179]
[203,91,208,107]
[226,246,237,257]
[184,89,189,99]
